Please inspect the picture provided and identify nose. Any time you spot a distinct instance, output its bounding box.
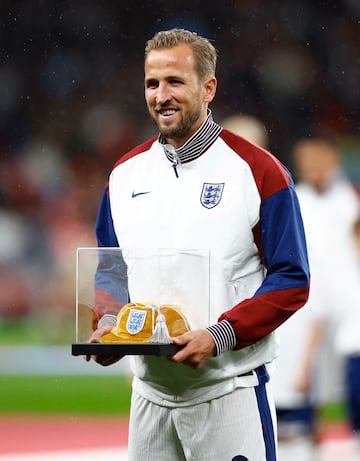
[155,82,171,105]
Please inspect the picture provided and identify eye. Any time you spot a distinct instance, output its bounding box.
[146,79,158,89]
[169,78,182,86]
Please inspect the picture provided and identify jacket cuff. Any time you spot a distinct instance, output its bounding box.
[97,314,117,329]
[206,320,237,356]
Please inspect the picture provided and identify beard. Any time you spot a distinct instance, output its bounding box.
[151,104,202,141]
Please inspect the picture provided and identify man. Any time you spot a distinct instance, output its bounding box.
[335,216,360,458]
[273,138,360,460]
[88,28,310,461]
[221,114,269,149]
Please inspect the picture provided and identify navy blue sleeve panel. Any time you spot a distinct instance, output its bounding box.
[219,183,310,349]
[258,183,310,292]
[95,185,119,248]
[93,185,129,329]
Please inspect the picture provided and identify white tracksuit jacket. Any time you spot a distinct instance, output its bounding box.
[94,123,310,406]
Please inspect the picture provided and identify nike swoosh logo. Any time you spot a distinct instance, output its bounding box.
[132,190,152,198]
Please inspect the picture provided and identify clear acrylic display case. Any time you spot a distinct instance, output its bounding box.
[72,247,210,356]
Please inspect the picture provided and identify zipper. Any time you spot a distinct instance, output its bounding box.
[172,158,179,178]
[164,144,181,178]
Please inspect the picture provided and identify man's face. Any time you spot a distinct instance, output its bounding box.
[293,143,339,192]
[144,43,216,148]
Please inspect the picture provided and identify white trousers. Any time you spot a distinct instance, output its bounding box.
[128,381,277,461]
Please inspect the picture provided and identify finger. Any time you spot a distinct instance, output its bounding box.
[171,332,192,345]
[88,325,112,344]
[89,337,100,344]
[95,355,123,367]
[170,342,194,364]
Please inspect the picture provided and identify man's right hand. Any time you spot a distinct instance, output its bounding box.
[84,325,123,366]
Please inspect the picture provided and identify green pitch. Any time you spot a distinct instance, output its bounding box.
[0,374,347,423]
[0,375,132,414]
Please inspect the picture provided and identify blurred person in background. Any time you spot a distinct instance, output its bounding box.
[335,216,360,459]
[221,114,269,149]
[272,137,360,461]
[273,282,326,461]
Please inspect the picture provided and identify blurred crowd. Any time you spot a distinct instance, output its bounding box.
[0,0,359,341]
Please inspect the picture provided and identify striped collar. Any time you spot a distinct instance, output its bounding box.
[159,110,223,164]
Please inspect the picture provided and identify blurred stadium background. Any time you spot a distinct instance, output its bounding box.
[0,1,359,459]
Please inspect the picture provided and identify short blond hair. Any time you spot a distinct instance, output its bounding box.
[145,28,217,81]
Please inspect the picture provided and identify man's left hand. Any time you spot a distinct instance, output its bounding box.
[169,329,216,369]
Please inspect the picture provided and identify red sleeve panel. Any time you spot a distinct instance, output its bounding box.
[219,130,310,350]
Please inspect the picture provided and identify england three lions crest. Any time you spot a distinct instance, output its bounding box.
[126,309,147,335]
[200,183,225,209]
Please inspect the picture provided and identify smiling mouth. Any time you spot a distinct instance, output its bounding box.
[160,109,177,116]
[155,105,178,117]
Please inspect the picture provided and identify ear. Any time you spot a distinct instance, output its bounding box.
[203,77,217,103]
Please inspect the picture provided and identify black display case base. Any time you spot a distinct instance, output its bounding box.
[72,343,181,356]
